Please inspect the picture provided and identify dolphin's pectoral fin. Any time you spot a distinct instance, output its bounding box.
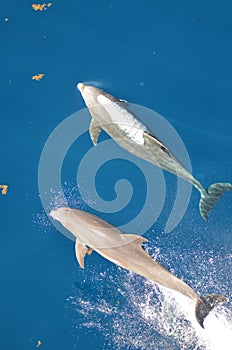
[144,132,171,157]
[89,118,102,146]
[75,240,88,269]
[120,234,148,246]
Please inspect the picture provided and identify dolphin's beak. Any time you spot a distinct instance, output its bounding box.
[77,82,100,107]
[77,82,99,97]
[77,82,85,92]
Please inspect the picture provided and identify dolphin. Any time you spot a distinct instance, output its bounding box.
[50,207,227,328]
[77,83,232,221]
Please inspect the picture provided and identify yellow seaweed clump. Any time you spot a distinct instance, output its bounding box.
[36,340,42,347]
[32,3,52,11]
[32,74,45,81]
[0,185,8,195]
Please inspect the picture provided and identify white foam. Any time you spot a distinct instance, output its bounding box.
[69,271,232,350]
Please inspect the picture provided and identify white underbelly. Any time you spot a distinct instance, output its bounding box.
[97,94,146,145]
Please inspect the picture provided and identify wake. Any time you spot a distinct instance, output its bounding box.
[66,267,232,350]
[151,286,232,350]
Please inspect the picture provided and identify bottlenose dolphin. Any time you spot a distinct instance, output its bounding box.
[77,83,232,221]
[50,207,227,328]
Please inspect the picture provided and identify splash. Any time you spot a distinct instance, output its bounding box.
[33,211,53,234]
[35,181,88,238]
[66,249,232,350]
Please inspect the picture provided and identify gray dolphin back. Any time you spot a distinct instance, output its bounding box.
[199,182,232,221]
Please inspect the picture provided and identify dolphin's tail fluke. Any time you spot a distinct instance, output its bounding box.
[199,182,232,221]
[195,294,227,328]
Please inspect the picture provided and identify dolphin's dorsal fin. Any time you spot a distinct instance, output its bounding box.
[118,98,128,104]
[144,132,171,156]
[75,240,88,268]
[120,234,148,245]
[89,118,102,146]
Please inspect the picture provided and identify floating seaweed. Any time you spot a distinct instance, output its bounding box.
[32,74,45,81]
[32,3,52,11]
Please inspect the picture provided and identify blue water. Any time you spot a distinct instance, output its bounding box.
[1,1,232,349]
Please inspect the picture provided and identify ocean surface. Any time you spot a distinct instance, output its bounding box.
[1,1,231,349]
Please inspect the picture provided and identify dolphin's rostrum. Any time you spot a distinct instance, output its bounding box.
[50,207,227,328]
[77,83,232,221]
